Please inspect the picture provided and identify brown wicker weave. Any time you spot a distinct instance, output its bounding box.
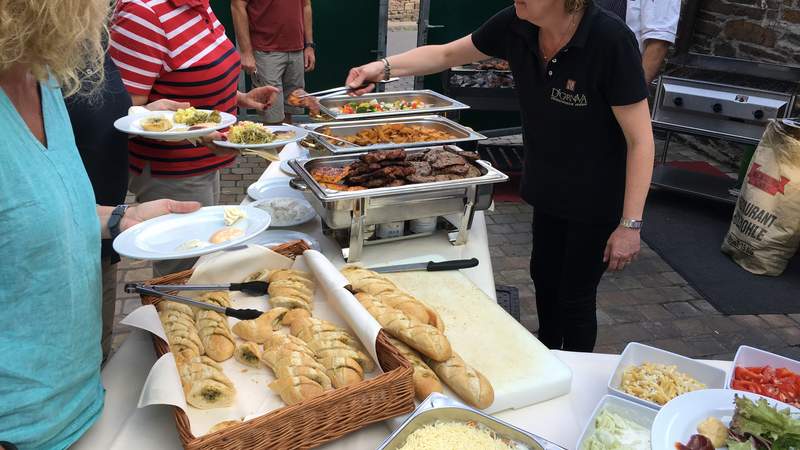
[139,264,415,449]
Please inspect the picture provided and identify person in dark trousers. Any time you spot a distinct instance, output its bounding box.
[345,0,655,351]
[66,55,187,362]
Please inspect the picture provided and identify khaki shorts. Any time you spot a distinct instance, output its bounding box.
[253,50,305,123]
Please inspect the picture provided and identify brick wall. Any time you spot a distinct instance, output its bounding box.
[389,0,419,23]
[219,155,271,203]
[690,0,800,64]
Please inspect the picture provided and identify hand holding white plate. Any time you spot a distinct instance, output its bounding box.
[113,205,271,260]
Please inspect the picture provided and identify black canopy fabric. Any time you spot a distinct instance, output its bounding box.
[642,190,800,315]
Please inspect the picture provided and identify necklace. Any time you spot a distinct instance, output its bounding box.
[540,12,578,62]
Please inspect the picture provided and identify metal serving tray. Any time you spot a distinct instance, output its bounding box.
[288,146,508,261]
[303,115,487,154]
[318,89,469,120]
[378,393,565,450]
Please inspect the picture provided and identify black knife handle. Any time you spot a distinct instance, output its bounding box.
[226,308,263,320]
[426,258,479,271]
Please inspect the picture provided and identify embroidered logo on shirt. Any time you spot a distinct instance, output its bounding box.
[566,79,576,91]
[550,88,588,107]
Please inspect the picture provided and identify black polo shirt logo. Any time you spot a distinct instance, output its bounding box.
[550,81,588,107]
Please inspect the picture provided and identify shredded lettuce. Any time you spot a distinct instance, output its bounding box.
[583,410,649,450]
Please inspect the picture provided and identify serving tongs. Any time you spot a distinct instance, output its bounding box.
[296,78,400,99]
[125,282,267,320]
[296,126,360,147]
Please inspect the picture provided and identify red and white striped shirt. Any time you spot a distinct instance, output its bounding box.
[110,0,241,177]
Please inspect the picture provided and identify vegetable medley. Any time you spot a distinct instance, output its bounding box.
[335,99,428,114]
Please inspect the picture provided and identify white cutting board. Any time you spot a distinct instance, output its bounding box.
[383,270,572,414]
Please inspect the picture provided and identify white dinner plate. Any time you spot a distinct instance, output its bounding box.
[113,110,236,140]
[113,205,271,260]
[251,197,316,227]
[651,389,799,450]
[247,177,304,201]
[213,125,308,149]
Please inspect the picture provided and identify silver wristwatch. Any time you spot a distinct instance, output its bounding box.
[620,218,643,230]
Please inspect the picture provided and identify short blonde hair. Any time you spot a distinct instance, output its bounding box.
[0,0,109,97]
[566,0,588,13]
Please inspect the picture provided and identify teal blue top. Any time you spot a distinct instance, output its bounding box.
[0,79,103,449]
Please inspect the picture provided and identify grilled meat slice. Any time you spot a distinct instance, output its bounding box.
[408,161,432,177]
[310,166,350,184]
[453,150,480,162]
[387,179,407,187]
[363,177,390,188]
[426,148,467,169]
[360,149,407,164]
[465,165,482,178]
[406,152,428,161]
[406,174,438,184]
[379,160,410,167]
[347,165,416,184]
[436,163,470,175]
[433,174,463,182]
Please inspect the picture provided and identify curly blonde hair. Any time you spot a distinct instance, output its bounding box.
[0,0,109,97]
[566,0,588,13]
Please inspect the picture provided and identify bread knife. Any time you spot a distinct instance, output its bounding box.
[369,258,479,273]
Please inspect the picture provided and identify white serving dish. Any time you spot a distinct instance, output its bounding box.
[651,388,799,450]
[576,394,656,450]
[608,342,727,410]
[727,345,800,389]
[250,197,316,227]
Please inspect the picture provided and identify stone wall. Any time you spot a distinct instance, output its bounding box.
[389,0,419,23]
[690,0,800,64]
[218,155,270,204]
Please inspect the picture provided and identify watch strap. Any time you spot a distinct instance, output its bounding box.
[620,218,643,230]
[109,204,130,239]
[381,58,392,81]
[304,42,316,49]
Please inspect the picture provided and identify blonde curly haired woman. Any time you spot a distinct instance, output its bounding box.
[347,0,655,351]
[0,1,199,447]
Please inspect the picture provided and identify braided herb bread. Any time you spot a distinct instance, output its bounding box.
[262,333,331,405]
[194,292,235,362]
[355,292,452,362]
[267,269,315,311]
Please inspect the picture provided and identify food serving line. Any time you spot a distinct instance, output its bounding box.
[87,90,800,450]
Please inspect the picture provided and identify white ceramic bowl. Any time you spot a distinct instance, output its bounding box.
[576,394,657,450]
[727,345,800,389]
[608,342,727,410]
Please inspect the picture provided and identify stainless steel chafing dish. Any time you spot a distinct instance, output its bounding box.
[288,146,508,262]
[318,89,469,121]
[378,393,565,450]
[301,115,487,155]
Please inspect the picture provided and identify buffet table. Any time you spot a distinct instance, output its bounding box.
[73,144,731,449]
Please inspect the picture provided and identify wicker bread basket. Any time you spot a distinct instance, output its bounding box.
[137,244,415,449]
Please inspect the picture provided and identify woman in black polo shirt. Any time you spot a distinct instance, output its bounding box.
[346,0,654,351]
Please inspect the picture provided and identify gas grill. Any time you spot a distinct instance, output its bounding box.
[441,59,520,112]
[651,53,800,203]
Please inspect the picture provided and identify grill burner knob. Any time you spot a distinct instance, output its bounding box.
[673,97,683,107]
[712,103,723,113]
[753,109,765,120]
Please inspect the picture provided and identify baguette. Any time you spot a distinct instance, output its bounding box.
[387,336,443,401]
[355,292,452,362]
[342,266,444,331]
[426,351,494,409]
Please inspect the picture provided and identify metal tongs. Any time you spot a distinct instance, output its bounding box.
[295,77,400,99]
[125,282,268,320]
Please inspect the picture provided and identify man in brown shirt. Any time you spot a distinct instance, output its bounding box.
[232,0,315,124]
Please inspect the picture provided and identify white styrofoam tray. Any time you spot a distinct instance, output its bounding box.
[608,342,727,410]
[727,345,800,389]
[576,394,657,450]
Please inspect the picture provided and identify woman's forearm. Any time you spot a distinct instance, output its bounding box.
[386,36,487,77]
[622,140,654,220]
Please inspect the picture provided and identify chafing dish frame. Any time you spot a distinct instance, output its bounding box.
[317,89,470,121]
[301,115,487,155]
[377,393,565,450]
[288,146,508,262]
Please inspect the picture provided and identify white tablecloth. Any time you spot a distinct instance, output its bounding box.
[73,145,731,449]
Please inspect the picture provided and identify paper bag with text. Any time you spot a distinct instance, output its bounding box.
[722,119,800,276]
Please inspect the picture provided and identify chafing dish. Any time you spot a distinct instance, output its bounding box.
[318,89,469,121]
[378,393,565,450]
[302,115,487,155]
[288,146,507,262]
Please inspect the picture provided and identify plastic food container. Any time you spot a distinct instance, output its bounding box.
[376,221,405,239]
[409,217,438,234]
[607,342,727,410]
[576,395,657,450]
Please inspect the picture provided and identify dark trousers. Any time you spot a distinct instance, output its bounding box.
[530,210,617,352]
